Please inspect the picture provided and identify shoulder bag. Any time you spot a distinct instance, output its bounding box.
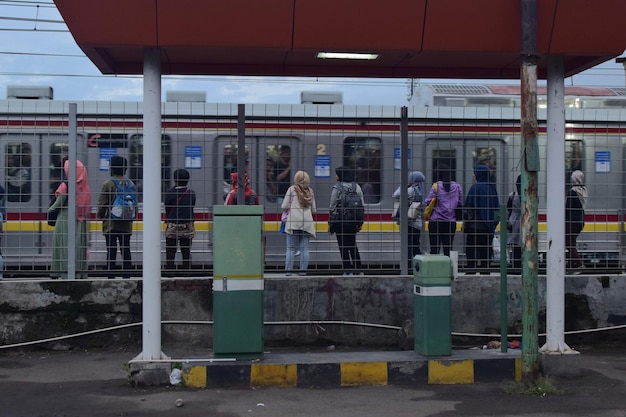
[423,182,439,220]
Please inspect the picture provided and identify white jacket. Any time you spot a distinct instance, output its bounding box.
[281,186,317,237]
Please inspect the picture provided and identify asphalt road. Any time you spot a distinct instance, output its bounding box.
[0,345,625,417]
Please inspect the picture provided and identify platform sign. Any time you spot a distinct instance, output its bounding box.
[314,156,331,178]
[99,148,117,171]
[185,146,202,169]
[595,151,610,173]
[394,148,411,170]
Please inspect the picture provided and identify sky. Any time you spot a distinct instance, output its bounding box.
[1,1,625,105]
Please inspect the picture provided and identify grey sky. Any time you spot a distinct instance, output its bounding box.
[1,1,625,104]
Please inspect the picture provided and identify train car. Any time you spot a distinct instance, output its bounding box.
[1,84,625,275]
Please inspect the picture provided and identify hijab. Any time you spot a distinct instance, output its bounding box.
[407,171,425,198]
[55,159,91,221]
[293,170,314,208]
[227,172,254,202]
[570,170,588,208]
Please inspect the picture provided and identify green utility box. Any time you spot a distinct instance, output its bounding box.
[413,254,452,356]
[212,205,264,359]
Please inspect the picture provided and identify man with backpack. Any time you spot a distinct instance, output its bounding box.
[329,166,365,276]
[96,155,137,279]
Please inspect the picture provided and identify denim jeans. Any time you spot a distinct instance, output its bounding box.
[285,230,310,273]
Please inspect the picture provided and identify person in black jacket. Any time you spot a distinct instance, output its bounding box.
[566,170,587,269]
[329,167,365,275]
[163,169,196,270]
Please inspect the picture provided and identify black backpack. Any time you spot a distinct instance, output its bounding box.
[331,182,364,231]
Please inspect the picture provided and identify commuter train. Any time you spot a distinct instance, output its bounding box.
[1,83,626,274]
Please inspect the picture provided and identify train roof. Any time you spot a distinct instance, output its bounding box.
[416,84,626,109]
[2,84,626,121]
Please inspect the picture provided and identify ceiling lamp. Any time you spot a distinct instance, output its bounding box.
[316,52,379,60]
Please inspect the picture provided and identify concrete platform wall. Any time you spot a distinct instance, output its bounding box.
[0,275,625,349]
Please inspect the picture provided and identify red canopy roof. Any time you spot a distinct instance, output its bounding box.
[54,0,626,79]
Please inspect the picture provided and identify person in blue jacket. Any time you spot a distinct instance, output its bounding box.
[463,164,500,274]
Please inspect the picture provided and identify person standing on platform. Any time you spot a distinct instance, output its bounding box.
[566,170,587,269]
[48,159,91,279]
[463,164,500,274]
[281,170,316,276]
[329,166,364,276]
[507,175,522,269]
[426,166,463,257]
[163,169,196,271]
[393,171,426,270]
[97,156,136,279]
[224,172,258,205]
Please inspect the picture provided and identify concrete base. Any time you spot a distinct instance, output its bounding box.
[129,361,172,386]
[128,352,173,386]
[540,350,582,378]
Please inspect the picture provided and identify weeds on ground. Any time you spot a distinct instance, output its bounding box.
[501,376,564,396]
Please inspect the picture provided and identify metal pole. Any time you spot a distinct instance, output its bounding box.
[498,204,508,353]
[140,47,163,360]
[237,104,246,205]
[520,0,540,380]
[400,107,409,275]
[67,103,77,280]
[541,56,574,353]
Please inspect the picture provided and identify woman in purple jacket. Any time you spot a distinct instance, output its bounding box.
[424,165,463,257]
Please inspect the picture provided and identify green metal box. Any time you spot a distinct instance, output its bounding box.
[212,205,264,359]
[413,254,452,356]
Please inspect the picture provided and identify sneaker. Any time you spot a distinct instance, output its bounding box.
[356,272,365,276]
[343,272,353,276]
[298,272,307,276]
[295,250,301,256]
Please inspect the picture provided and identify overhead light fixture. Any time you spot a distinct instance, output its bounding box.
[316,52,379,60]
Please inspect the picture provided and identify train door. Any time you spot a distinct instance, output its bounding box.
[0,133,88,267]
[1,136,39,265]
[424,138,507,197]
[215,136,299,207]
[423,137,506,257]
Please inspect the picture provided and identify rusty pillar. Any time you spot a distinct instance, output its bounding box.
[520,0,541,381]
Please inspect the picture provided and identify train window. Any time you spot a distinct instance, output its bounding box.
[5,142,32,202]
[472,147,497,182]
[223,144,250,181]
[87,133,128,148]
[128,134,172,197]
[265,144,291,203]
[343,138,381,204]
[566,140,584,173]
[49,142,69,201]
[432,149,458,182]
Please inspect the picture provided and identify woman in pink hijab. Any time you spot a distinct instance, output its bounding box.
[48,159,91,279]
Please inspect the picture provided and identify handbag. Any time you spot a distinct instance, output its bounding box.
[407,201,422,220]
[47,207,60,227]
[280,190,294,234]
[423,182,439,220]
[47,196,63,227]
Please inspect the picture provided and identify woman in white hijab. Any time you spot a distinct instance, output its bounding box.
[565,170,587,269]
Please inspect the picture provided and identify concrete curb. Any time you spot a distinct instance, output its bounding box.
[180,349,522,388]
